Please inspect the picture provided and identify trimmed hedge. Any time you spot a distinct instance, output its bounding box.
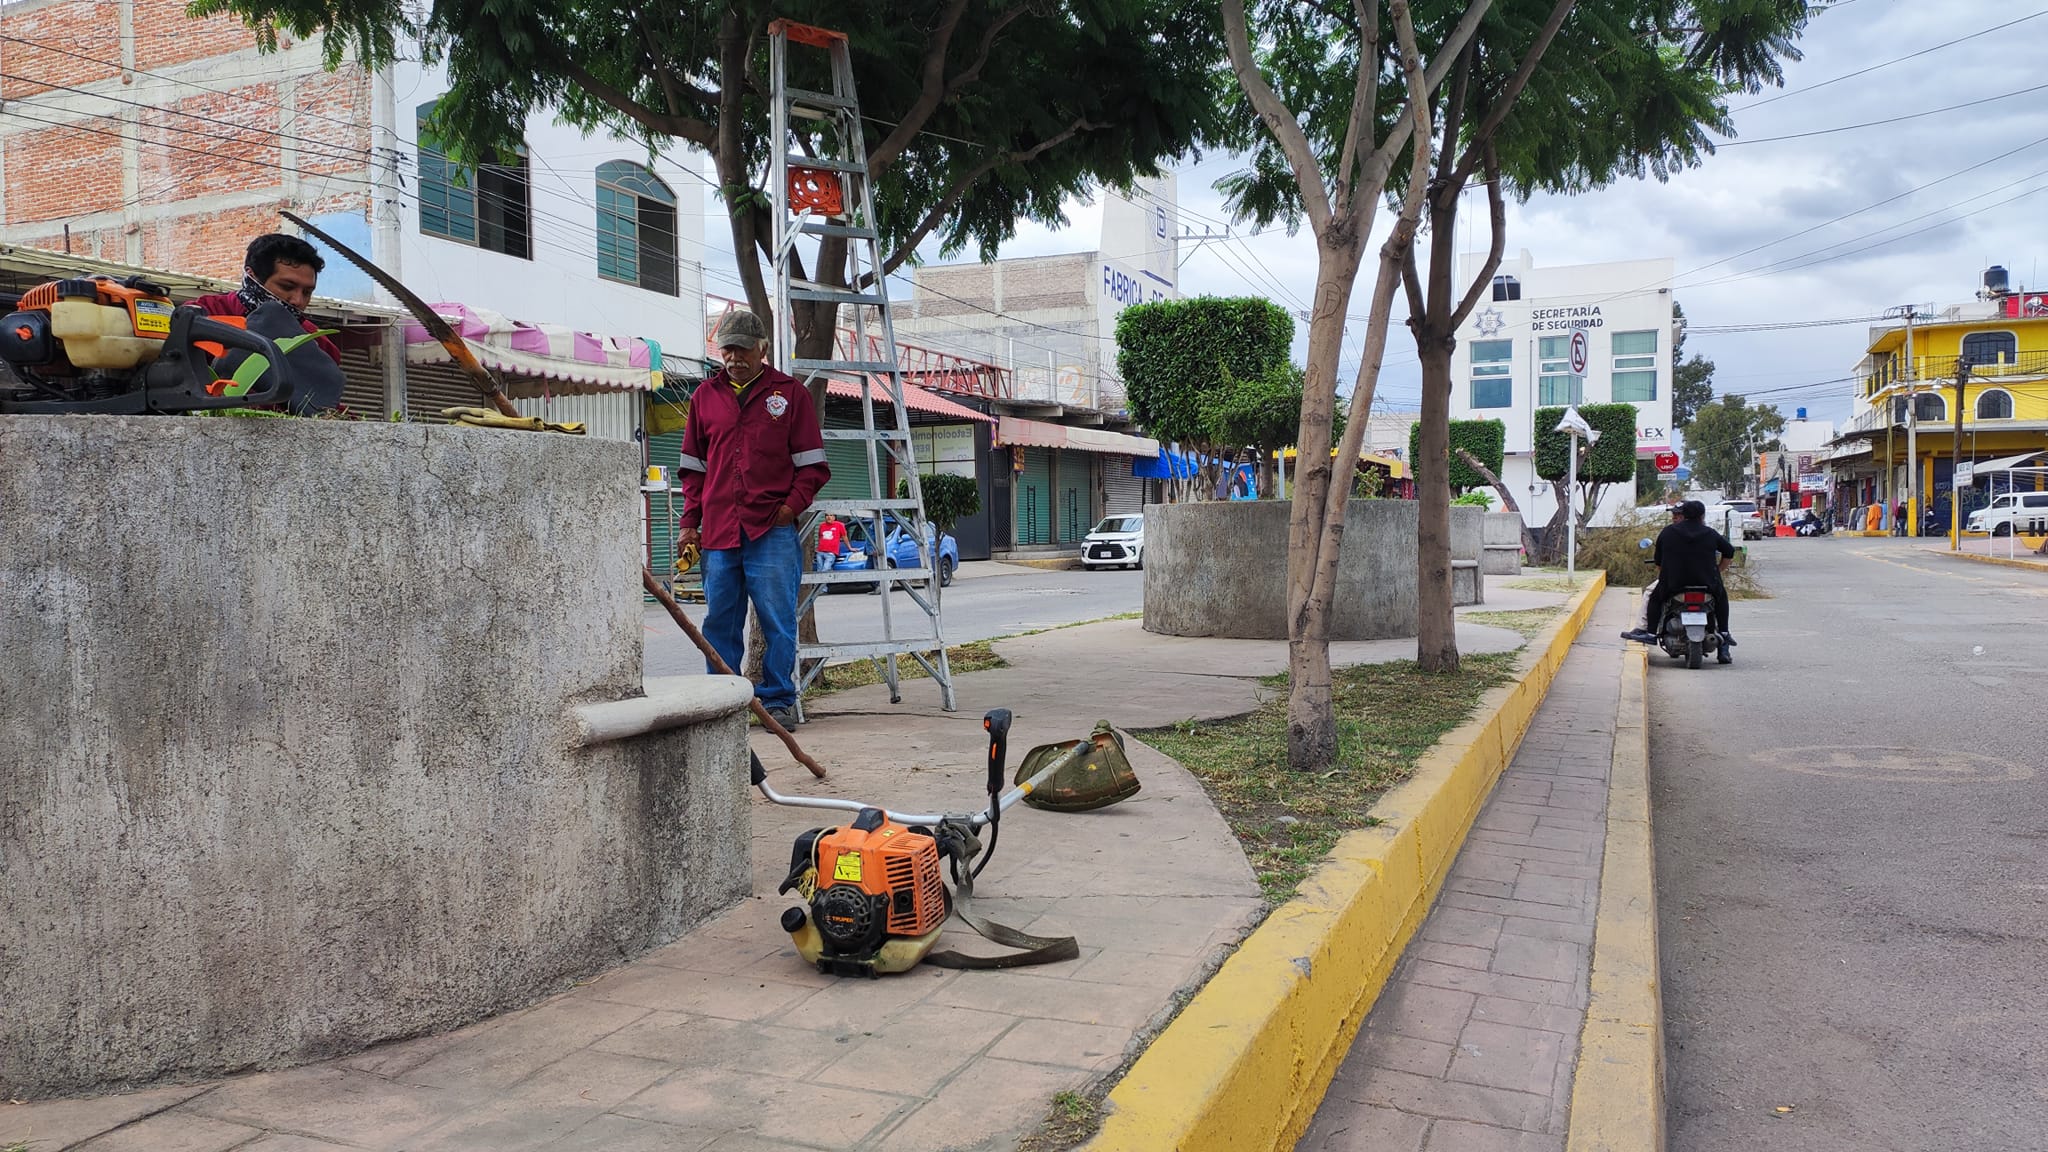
[1409,418,1506,491]
[1533,404,1638,482]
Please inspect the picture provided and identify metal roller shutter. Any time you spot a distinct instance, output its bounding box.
[1103,454,1144,517]
[403,362,489,423]
[1056,449,1088,543]
[1017,447,1053,545]
[821,411,884,501]
[337,348,389,418]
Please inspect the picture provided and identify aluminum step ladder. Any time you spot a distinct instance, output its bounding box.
[769,19,954,718]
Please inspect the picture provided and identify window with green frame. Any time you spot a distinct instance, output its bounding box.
[1538,335,1581,406]
[596,161,680,295]
[1611,329,1657,402]
[1470,339,1511,408]
[417,100,531,259]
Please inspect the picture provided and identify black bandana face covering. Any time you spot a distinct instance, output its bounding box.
[235,271,305,322]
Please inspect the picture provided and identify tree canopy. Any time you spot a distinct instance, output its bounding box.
[198,0,1231,342]
[1671,301,1717,429]
[1685,393,1784,491]
[1409,418,1505,492]
[1118,295,1296,496]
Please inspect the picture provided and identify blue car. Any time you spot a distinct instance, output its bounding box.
[824,516,957,592]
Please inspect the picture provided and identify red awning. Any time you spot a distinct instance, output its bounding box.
[824,379,992,423]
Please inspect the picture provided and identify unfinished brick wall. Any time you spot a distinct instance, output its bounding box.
[0,0,370,280]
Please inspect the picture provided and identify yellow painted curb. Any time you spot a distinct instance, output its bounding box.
[1566,644,1663,1152]
[1085,574,1609,1152]
[1936,549,2048,575]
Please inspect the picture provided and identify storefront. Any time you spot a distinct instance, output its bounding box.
[992,417,1160,553]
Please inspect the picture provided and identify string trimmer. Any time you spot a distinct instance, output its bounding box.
[754,709,1140,976]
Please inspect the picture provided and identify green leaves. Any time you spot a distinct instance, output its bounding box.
[900,472,981,535]
[1409,418,1505,491]
[1116,296,1296,449]
[1683,393,1784,490]
[1533,403,1639,483]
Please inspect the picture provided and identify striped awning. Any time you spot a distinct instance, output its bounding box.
[404,302,664,394]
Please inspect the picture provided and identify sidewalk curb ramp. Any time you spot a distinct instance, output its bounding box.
[1566,643,1664,1152]
[1083,575,1608,1152]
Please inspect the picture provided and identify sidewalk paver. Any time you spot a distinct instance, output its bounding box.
[6,611,1547,1152]
[1298,592,1630,1152]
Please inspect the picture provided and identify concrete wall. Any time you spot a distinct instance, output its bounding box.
[1143,501,1482,640]
[1482,511,1525,575]
[0,417,751,1098]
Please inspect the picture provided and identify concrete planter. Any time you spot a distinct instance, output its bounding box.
[0,418,751,1097]
[1143,500,1483,640]
[1482,511,1526,576]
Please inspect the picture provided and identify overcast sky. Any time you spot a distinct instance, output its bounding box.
[707,0,2043,428]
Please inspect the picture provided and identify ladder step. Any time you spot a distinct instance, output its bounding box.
[799,221,879,240]
[819,429,909,440]
[801,640,948,661]
[788,155,865,174]
[809,497,922,514]
[792,358,903,374]
[786,86,856,111]
[788,286,887,306]
[799,568,932,585]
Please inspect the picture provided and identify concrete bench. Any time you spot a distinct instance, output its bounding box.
[1452,559,1484,606]
[1481,543,1523,576]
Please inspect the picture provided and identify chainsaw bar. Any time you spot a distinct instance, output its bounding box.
[280,209,520,418]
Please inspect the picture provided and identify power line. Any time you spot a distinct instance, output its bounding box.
[1718,81,2048,147]
[1733,9,2048,111]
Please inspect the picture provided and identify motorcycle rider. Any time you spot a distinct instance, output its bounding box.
[1623,499,1736,649]
[1625,503,1686,637]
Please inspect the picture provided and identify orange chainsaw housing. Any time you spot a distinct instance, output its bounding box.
[813,819,947,940]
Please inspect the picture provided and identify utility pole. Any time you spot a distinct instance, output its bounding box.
[1950,357,1972,550]
[1889,305,1923,536]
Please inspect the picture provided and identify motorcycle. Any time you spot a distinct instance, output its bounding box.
[1656,585,1729,669]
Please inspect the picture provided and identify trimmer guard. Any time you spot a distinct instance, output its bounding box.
[1012,721,1141,812]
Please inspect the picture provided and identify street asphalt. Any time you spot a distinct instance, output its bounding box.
[643,562,1143,677]
[1650,536,2048,1151]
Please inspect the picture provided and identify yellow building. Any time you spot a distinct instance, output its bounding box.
[1834,289,2048,532]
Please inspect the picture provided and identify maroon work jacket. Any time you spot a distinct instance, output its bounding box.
[677,365,830,549]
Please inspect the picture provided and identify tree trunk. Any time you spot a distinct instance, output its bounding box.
[1283,243,1364,769]
[1416,337,1458,673]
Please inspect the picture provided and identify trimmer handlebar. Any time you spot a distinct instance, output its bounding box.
[983,709,1012,798]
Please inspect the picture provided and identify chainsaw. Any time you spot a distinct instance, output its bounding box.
[0,274,310,415]
[755,709,1140,977]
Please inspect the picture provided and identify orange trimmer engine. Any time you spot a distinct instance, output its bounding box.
[778,808,950,977]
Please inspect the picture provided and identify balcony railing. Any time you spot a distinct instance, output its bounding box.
[1864,349,2048,395]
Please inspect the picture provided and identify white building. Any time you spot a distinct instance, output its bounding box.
[1448,250,1677,527]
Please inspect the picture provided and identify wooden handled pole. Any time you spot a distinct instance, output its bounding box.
[642,567,828,779]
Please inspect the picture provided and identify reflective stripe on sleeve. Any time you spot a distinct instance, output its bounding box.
[791,449,827,467]
[677,453,708,472]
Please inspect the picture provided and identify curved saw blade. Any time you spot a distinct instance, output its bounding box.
[281,209,520,417]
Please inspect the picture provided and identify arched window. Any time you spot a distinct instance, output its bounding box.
[1961,330,2017,367]
[597,161,679,295]
[1976,389,2014,419]
[416,99,531,259]
[1914,392,1946,422]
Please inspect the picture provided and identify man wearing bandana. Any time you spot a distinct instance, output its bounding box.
[677,310,830,725]
[192,233,344,365]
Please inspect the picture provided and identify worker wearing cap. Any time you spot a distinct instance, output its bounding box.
[677,310,830,725]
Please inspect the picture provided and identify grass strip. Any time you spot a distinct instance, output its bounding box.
[1138,653,1517,904]
[1462,606,1566,640]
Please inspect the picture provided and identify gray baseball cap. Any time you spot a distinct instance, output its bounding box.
[713,309,768,349]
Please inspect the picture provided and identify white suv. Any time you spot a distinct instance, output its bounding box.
[1082,514,1145,569]
[1966,491,2048,536]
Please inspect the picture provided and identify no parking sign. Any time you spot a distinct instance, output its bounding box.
[1568,329,1589,375]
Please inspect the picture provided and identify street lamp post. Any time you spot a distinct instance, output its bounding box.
[1555,407,1600,584]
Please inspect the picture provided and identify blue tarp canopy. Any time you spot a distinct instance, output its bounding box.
[1133,447,1222,479]
[1762,478,1780,495]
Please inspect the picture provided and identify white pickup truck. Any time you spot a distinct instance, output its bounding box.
[1704,500,1761,540]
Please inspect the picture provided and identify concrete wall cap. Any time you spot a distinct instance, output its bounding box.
[574,676,756,745]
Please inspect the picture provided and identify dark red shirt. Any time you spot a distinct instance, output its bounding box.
[677,365,830,549]
[191,292,344,364]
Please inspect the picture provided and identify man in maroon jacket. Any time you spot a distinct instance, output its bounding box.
[191,233,343,365]
[677,310,829,724]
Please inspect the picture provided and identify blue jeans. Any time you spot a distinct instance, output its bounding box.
[700,524,800,710]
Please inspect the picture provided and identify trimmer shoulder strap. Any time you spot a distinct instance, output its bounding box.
[925,889,1080,970]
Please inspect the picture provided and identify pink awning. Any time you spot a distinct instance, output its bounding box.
[825,379,993,423]
[996,416,1159,457]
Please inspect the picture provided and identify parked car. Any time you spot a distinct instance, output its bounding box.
[1082,514,1145,570]
[824,516,957,592]
[1966,491,2048,536]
